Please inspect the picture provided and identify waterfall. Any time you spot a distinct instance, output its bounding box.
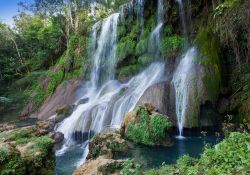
[56,10,165,155]
[172,47,198,137]
[137,0,144,27]
[56,62,165,147]
[157,0,164,24]
[120,0,134,21]
[148,0,164,59]
[90,13,119,89]
[176,0,188,47]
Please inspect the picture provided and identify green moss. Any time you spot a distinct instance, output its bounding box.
[195,30,220,66]
[160,35,184,58]
[202,67,221,102]
[2,127,33,143]
[195,29,221,102]
[125,106,172,146]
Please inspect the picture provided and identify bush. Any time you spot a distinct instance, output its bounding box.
[125,106,172,146]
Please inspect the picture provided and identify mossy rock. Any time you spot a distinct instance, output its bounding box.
[0,123,55,175]
[195,29,222,102]
[88,130,129,159]
[121,104,172,146]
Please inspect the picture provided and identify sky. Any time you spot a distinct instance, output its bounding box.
[0,0,22,26]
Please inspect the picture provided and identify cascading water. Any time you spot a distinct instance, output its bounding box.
[173,0,199,137]
[148,0,164,59]
[56,13,120,145]
[137,0,144,27]
[120,0,134,21]
[56,8,166,160]
[172,47,197,137]
[176,0,188,47]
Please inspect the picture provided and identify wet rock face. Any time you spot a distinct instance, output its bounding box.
[53,132,64,144]
[36,79,83,120]
[137,81,176,123]
[54,104,74,123]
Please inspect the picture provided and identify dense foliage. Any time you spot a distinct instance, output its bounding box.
[146,132,250,175]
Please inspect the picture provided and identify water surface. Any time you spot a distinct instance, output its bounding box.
[54,135,220,174]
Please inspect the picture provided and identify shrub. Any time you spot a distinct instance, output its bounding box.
[125,106,172,146]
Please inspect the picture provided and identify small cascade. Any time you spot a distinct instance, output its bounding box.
[137,0,144,27]
[176,0,188,47]
[120,0,144,25]
[173,0,192,137]
[172,47,198,137]
[148,0,164,59]
[120,0,134,21]
[90,13,119,89]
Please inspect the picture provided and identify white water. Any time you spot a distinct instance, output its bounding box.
[56,9,165,156]
[120,0,134,21]
[148,0,164,59]
[56,62,165,147]
[90,13,119,89]
[137,0,144,27]
[176,0,188,47]
[172,47,197,137]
